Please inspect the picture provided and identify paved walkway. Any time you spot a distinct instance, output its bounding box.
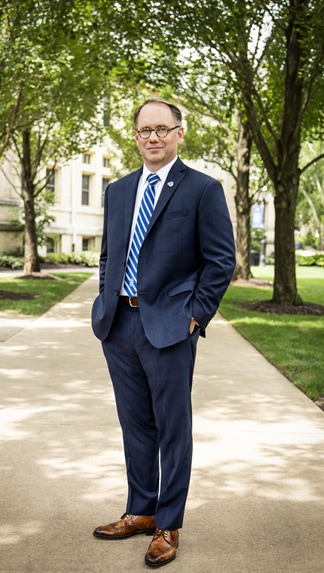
[1,273,324,573]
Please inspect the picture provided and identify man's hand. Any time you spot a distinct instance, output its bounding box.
[189,317,199,334]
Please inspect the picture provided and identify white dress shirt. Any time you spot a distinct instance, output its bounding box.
[120,156,178,296]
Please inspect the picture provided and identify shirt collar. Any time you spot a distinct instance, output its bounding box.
[143,156,178,183]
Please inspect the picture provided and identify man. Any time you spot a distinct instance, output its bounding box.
[92,98,235,567]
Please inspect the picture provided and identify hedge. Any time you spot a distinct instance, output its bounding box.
[0,251,99,270]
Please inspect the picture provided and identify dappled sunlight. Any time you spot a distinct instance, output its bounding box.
[0,521,43,546]
[0,367,30,379]
[30,316,91,330]
[38,448,125,480]
[192,389,324,431]
[0,404,58,441]
[1,276,324,572]
[190,431,324,505]
[186,314,324,516]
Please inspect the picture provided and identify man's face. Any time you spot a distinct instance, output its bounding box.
[134,102,184,171]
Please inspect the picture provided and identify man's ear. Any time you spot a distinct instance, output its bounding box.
[177,127,184,144]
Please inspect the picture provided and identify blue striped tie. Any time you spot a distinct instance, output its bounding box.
[124,173,160,297]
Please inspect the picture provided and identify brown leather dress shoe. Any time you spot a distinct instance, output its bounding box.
[93,513,156,539]
[145,529,179,567]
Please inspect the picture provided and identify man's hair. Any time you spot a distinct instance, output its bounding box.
[133,98,182,127]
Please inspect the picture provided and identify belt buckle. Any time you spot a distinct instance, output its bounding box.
[129,296,137,308]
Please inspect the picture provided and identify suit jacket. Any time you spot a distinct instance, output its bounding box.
[92,157,236,348]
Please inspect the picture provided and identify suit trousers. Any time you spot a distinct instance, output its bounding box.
[101,300,200,530]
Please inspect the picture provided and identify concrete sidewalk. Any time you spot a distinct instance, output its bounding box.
[1,273,324,573]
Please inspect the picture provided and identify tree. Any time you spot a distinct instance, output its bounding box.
[142,0,324,304]
[0,0,142,274]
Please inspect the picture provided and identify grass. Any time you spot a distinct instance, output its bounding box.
[219,266,324,401]
[0,271,93,316]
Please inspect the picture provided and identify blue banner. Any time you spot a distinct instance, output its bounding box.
[252,204,264,229]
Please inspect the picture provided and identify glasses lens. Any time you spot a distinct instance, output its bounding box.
[156,127,169,138]
[139,128,151,139]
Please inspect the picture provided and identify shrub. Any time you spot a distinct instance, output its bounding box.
[69,251,100,267]
[0,255,24,269]
[45,252,70,264]
[266,251,275,265]
[44,250,99,267]
[0,251,100,269]
[296,254,324,267]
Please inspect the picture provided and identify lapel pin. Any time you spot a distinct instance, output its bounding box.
[167,181,174,187]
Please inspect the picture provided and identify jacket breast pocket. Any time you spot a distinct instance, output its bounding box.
[156,209,190,255]
[163,208,188,220]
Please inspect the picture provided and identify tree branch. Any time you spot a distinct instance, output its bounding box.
[300,152,324,176]
[0,90,23,158]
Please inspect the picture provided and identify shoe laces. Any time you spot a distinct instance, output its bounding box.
[154,528,171,543]
[120,513,132,521]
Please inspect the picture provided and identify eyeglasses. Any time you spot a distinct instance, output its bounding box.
[135,125,181,139]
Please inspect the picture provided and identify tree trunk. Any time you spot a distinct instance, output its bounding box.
[232,109,253,280]
[242,2,306,304]
[23,192,40,274]
[273,173,300,304]
[21,129,41,274]
[271,4,304,305]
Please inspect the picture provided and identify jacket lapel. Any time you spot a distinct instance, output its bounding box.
[123,159,187,246]
[149,159,187,229]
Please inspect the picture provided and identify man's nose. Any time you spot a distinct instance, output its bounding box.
[149,129,159,141]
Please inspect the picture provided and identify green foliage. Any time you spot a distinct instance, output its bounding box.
[265,252,275,265]
[44,251,99,267]
[146,1,323,139]
[299,231,319,250]
[105,97,143,175]
[250,228,263,252]
[0,255,24,270]
[297,143,324,248]
[10,187,56,248]
[0,0,135,272]
[44,252,70,264]
[1,2,112,161]
[296,254,324,267]
[0,250,99,269]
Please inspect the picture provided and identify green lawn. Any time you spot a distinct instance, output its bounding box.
[0,271,92,316]
[219,266,324,401]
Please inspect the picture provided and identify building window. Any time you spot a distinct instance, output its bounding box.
[82,153,91,164]
[82,174,90,205]
[103,156,110,168]
[102,177,110,207]
[46,237,55,253]
[82,238,89,251]
[46,169,56,194]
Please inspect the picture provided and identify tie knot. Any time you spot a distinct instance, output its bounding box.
[148,173,159,186]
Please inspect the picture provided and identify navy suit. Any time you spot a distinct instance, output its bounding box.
[92,157,235,529]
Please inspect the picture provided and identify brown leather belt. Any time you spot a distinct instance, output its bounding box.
[119,296,139,308]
